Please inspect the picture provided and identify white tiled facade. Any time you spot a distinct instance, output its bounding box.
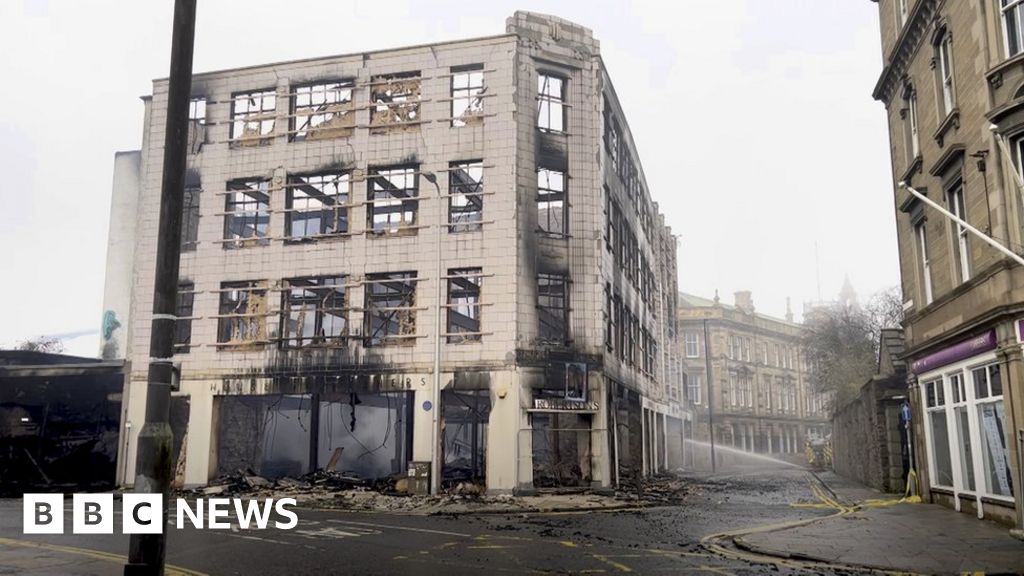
[104,11,683,493]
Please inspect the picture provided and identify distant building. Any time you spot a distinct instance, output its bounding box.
[676,291,830,466]
[871,0,1023,526]
[101,12,683,494]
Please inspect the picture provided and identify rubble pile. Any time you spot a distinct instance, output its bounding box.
[614,473,691,505]
[176,470,689,514]
[178,469,509,514]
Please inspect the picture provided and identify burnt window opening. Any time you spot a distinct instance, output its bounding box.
[606,114,620,173]
[181,184,201,252]
[604,284,614,352]
[449,161,483,233]
[537,74,565,133]
[368,166,418,234]
[364,272,417,346]
[537,273,569,344]
[218,280,268,346]
[281,276,347,348]
[613,297,624,360]
[620,229,637,285]
[537,168,567,236]
[447,268,482,343]
[188,97,207,153]
[290,80,354,142]
[638,254,648,303]
[230,89,276,145]
[286,172,350,240]
[174,281,195,354]
[451,65,485,127]
[224,178,270,249]
[370,72,421,132]
[642,329,655,376]
[628,312,638,367]
[189,97,207,124]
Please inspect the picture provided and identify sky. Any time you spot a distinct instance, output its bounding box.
[0,0,898,357]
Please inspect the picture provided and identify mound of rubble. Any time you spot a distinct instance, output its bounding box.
[176,470,691,514]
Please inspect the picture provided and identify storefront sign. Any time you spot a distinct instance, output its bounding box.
[533,398,599,412]
[1017,319,1024,344]
[910,330,997,374]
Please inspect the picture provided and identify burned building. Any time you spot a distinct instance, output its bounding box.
[0,351,124,494]
[102,12,683,494]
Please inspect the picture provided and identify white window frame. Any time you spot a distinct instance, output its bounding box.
[909,90,920,159]
[938,32,956,115]
[1002,0,1024,58]
[915,222,934,304]
[688,374,702,405]
[684,332,700,358]
[947,183,970,283]
[918,353,1014,518]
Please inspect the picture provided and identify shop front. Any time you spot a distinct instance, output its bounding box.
[915,329,1017,523]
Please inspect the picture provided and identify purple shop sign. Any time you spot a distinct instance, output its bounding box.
[1017,319,1024,343]
[911,330,997,374]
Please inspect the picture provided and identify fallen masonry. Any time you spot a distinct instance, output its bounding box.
[170,470,694,515]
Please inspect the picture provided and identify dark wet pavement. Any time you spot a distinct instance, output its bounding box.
[0,468,894,575]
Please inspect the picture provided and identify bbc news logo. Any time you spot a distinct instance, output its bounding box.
[24,494,298,534]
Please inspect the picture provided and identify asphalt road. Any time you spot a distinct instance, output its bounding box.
[0,467,856,576]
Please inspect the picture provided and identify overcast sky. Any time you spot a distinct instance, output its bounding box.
[0,0,897,356]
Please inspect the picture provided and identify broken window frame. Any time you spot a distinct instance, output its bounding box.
[289,80,355,142]
[217,280,269,346]
[189,97,207,125]
[188,97,207,153]
[537,168,567,237]
[285,171,351,240]
[604,284,614,352]
[537,73,566,133]
[606,114,620,173]
[181,184,201,252]
[223,178,271,249]
[367,166,419,234]
[229,89,276,144]
[364,272,417,347]
[451,65,485,127]
[537,273,569,344]
[370,72,421,130]
[449,161,483,233]
[281,276,347,348]
[174,281,195,354]
[446,268,482,343]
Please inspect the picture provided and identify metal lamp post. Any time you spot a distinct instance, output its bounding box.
[421,171,443,496]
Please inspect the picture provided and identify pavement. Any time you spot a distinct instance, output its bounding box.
[730,471,1024,575]
[1,467,1022,575]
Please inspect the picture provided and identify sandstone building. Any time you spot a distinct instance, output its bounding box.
[872,0,1024,526]
[100,12,683,494]
[676,291,830,466]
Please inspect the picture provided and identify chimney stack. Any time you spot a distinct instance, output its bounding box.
[734,290,754,313]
